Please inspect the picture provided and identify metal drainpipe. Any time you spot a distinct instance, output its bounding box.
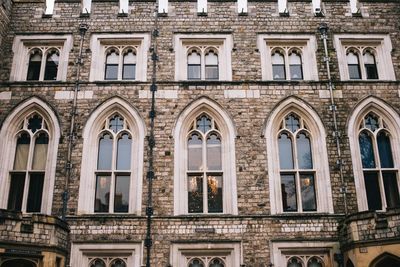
[145,3,159,266]
[318,22,348,216]
[61,23,88,221]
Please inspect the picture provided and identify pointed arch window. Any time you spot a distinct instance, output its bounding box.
[94,114,133,213]
[187,49,201,80]
[187,257,225,267]
[278,113,316,212]
[347,50,361,79]
[122,49,136,80]
[358,113,400,210]
[26,48,61,81]
[363,50,378,79]
[27,49,42,81]
[272,51,286,80]
[205,49,219,80]
[187,114,223,213]
[7,113,49,212]
[44,49,59,80]
[289,50,303,80]
[105,49,119,80]
[89,258,127,267]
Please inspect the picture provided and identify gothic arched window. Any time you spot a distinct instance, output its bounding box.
[272,50,286,80]
[27,49,42,81]
[289,50,303,80]
[347,50,361,79]
[44,49,59,80]
[363,50,378,79]
[205,49,219,80]
[187,49,201,80]
[105,49,119,80]
[122,49,136,80]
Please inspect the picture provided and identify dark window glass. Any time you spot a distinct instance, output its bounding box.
[116,133,132,170]
[90,259,106,267]
[27,50,42,80]
[189,259,205,267]
[94,175,111,212]
[207,175,223,213]
[188,133,203,171]
[188,175,203,213]
[359,131,376,168]
[188,50,201,80]
[32,132,49,170]
[206,133,221,170]
[14,132,31,170]
[27,114,43,133]
[105,50,119,80]
[289,52,303,80]
[285,114,300,133]
[300,173,316,211]
[205,50,218,80]
[44,50,59,80]
[278,133,294,169]
[196,115,212,133]
[272,52,285,80]
[364,51,378,79]
[2,259,36,267]
[364,171,382,210]
[287,257,302,267]
[209,258,225,267]
[307,257,323,267]
[109,114,124,133]
[281,174,297,211]
[347,51,361,79]
[26,172,44,212]
[382,172,400,208]
[7,173,26,211]
[114,175,130,212]
[297,133,313,169]
[365,113,379,132]
[122,50,136,80]
[111,259,127,267]
[377,131,394,168]
[97,133,113,170]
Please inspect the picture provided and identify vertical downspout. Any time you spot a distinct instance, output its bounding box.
[145,3,159,266]
[62,23,88,220]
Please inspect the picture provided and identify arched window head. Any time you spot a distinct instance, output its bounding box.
[363,50,378,79]
[209,258,224,267]
[358,112,400,210]
[7,113,49,213]
[188,258,205,267]
[188,49,201,80]
[27,49,42,81]
[346,50,361,79]
[278,113,316,212]
[95,113,133,213]
[205,49,219,80]
[105,49,119,80]
[90,259,106,267]
[307,257,324,267]
[187,114,223,213]
[122,49,136,80]
[272,51,286,80]
[289,50,303,80]
[287,257,303,267]
[44,49,59,80]
[110,258,127,267]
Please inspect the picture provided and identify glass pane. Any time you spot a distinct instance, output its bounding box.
[28,114,43,133]
[347,51,359,64]
[205,51,218,65]
[289,52,301,64]
[90,259,106,267]
[365,64,378,79]
[188,51,201,64]
[205,66,218,80]
[308,257,323,267]
[364,171,382,210]
[188,175,203,213]
[273,65,285,80]
[124,50,136,64]
[272,52,284,64]
[188,65,201,80]
[278,133,294,169]
[285,114,300,133]
[189,259,205,267]
[206,133,221,170]
[109,115,124,133]
[114,175,130,212]
[94,175,111,212]
[111,259,127,267]
[359,131,376,168]
[105,64,118,80]
[7,173,26,211]
[117,133,132,170]
[97,133,113,170]
[207,175,223,213]
[188,133,203,171]
[363,51,375,64]
[377,132,394,168]
[382,172,400,208]
[106,51,119,64]
[297,133,313,169]
[123,64,135,80]
[14,132,30,170]
[196,115,212,133]
[300,173,316,211]
[290,65,303,80]
[209,258,225,267]
[44,51,59,80]
[287,257,302,267]
[27,50,42,80]
[364,114,379,131]
[32,132,49,170]
[348,65,361,79]
[26,172,44,212]
[281,174,297,211]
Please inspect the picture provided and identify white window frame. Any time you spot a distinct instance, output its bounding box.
[334,34,395,81]
[119,0,129,14]
[89,33,150,82]
[174,34,233,81]
[77,97,146,215]
[0,97,60,215]
[173,97,238,215]
[170,242,242,267]
[257,34,319,81]
[70,243,143,267]
[237,0,247,14]
[264,97,334,214]
[158,0,168,14]
[270,241,340,267]
[197,0,207,14]
[10,35,73,82]
[347,97,400,212]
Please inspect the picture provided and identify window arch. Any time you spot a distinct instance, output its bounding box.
[26,47,61,81]
[186,46,221,81]
[44,49,59,80]
[122,48,136,80]
[363,49,378,79]
[0,98,60,214]
[272,50,286,80]
[346,49,361,79]
[370,253,400,267]
[173,97,237,215]
[265,97,333,214]
[205,49,219,80]
[105,48,119,80]
[348,97,400,211]
[104,46,138,81]
[1,259,37,267]
[78,98,145,215]
[27,49,42,81]
[289,50,303,80]
[187,48,202,80]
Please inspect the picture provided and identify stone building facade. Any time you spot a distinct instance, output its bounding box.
[0,0,400,266]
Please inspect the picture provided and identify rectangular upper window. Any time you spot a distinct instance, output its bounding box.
[10,35,73,82]
[334,34,395,81]
[89,33,150,82]
[257,34,319,81]
[174,34,233,81]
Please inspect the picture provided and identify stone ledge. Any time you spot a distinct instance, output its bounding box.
[139,89,178,99]
[224,89,260,98]
[0,91,12,100]
[54,90,93,100]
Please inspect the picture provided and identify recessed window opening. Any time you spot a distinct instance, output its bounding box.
[272,51,286,80]
[205,49,219,80]
[289,50,303,80]
[122,49,136,80]
[363,50,378,79]
[105,49,119,80]
[347,49,361,79]
[188,49,202,80]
